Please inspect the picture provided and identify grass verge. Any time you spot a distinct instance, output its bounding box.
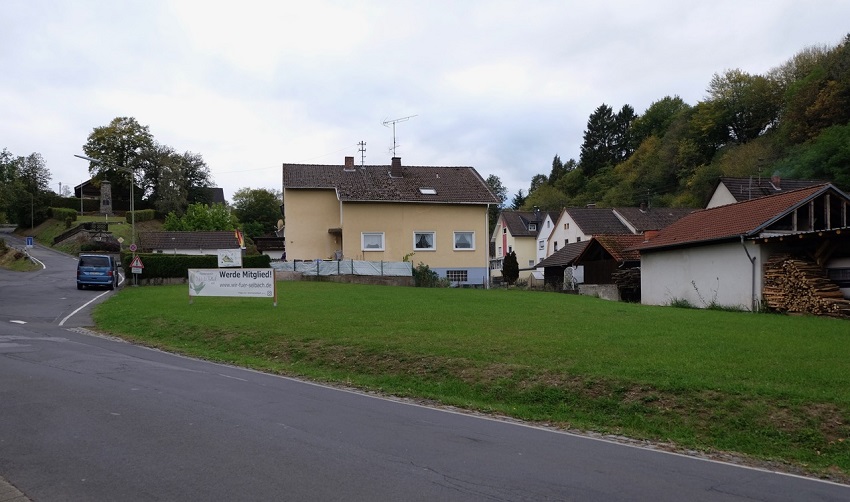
[93,281,850,480]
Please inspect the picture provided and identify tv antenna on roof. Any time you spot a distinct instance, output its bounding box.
[382,115,417,156]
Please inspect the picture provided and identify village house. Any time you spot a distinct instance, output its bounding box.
[281,157,498,286]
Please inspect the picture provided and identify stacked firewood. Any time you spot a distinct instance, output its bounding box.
[612,267,640,290]
[763,255,850,318]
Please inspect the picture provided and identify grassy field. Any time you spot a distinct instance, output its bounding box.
[91,281,850,479]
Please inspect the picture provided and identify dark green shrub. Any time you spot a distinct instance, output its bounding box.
[127,209,156,223]
[49,207,78,223]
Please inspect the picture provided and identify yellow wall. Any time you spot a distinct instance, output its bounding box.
[283,188,341,260]
[341,202,488,268]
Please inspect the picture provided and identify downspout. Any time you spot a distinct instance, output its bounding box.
[485,204,491,289]
[740,235,757,312]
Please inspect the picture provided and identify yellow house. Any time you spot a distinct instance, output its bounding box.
[282,156,499,286]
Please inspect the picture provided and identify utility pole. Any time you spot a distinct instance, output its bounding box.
[358,141,366,166]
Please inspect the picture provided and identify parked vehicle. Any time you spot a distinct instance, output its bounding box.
[76,254,119,290]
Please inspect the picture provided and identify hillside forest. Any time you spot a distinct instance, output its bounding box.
[512,34,850,211]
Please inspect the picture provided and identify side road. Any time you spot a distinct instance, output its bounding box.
[0,476,29,502]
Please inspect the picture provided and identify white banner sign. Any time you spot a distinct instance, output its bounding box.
[188,268,276,299]
[217,249,242,268]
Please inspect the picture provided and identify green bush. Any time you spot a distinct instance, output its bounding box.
[127,209,156,223]
[49,207,78,222]
[413,262,449,287]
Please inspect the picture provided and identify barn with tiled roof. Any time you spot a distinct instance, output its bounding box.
[638,183,850,310]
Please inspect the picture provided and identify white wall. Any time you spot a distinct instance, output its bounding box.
[641,241,772,310]
[706,184,736,208]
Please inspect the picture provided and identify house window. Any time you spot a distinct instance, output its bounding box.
[538,240,544,250]
[564,223,569,229]
[454,231,474,250]
[446,270,468,282]
[553,242,558,251]
[508,245,513,253]
[528,260,534,267]
[565,239,568,246]
[361,232,384,251]
[413,231,435,251]
[529,223,537,231]
[503,227,506,234]
[497,246,502,256]
[547,220,551,228]
[576,236,581,242]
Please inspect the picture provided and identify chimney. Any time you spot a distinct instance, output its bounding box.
[643,230,659,242]
[771,175,781,190]
[390,157,403,178]
[344,156,355,171]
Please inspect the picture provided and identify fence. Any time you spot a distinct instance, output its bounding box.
[273,259,412,277]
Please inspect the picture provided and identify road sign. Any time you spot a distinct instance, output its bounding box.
[129,243,137,252]
[130,255,144,274]
[25,236,33,248]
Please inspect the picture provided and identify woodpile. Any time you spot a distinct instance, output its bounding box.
[612,267,640,290]
[763,255,850,318]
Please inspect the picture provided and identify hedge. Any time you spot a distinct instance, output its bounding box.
[120,252,272,279]
[49,207,78,222]
[127,209,156,223]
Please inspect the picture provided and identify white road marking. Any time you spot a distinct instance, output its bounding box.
[59,290,112,326]
[10,320,26,324]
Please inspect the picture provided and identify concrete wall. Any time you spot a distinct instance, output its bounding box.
[641,240,774,310]
[578,284,620,301]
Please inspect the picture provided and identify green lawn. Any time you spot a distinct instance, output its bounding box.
[93,281,850,479]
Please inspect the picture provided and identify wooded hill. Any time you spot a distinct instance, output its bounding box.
[519,34,850,211]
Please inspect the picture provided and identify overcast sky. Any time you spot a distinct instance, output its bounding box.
[3,1,849,203]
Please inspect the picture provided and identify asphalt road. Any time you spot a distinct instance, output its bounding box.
[1,232,849,501]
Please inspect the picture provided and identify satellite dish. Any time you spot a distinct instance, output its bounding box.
[277,219,284,231]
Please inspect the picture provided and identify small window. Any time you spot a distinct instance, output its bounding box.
[538,240,544,250]
[414,231,435,251]
[503,227,506,234]
[446,270,468,282]
[508,246,513,253]
[565,239,568,245]
[454,231,474,250]
[528,260,534,267]
[362,232,384,251]
[529,223,537,231]
[547,220,551,228]
[576,236,582,242]
[553,242,558,251]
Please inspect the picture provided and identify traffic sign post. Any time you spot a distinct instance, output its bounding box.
[25,236,33,248]
[129,255,143,287]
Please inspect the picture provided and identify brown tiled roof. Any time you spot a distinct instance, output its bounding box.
[139,231,240,251]
[716,177,826,203]
[638,184,835,251]
[613,207,695,232]
[282,162,498,205]
[537,240,590,267]
[499,211,538,237]
[590,234,645,262]
[567,208,631,235]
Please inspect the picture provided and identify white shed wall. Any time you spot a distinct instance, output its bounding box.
[641,241,771,310]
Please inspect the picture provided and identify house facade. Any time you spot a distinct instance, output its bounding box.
[490,210,555,281]
[282,157,498,286]
[638,184,850,310]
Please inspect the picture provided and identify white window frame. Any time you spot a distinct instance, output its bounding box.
[453,231,475,250]
[413,231,436,251]
[361,232,385,251]
[538,239,545,250]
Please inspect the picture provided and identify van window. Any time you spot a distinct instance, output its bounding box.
[80,256,110,267]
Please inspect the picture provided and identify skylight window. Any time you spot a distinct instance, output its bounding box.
[419,187,437,195]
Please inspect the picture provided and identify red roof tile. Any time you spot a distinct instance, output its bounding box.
[637,184,835,251]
